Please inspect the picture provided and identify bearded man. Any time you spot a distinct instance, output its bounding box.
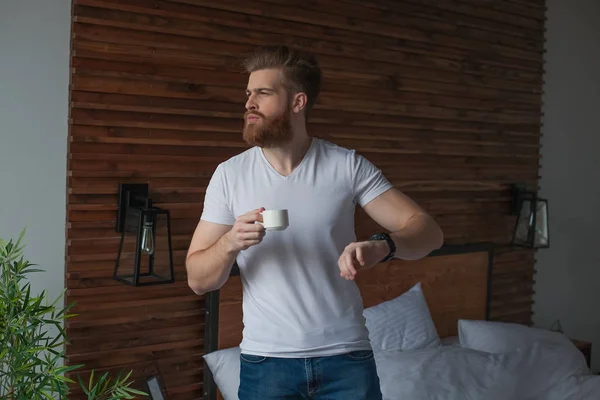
[186,45,444,400]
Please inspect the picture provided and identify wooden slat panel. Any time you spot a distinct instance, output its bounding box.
[69,83,540,126]
[71,42,543,107]
[341,0,547,23]
[67,357,202,399]
[73,0,543,65]
[66,1,545,398]
[71,4,543,81]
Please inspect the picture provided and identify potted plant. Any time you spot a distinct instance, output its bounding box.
[0,230,148,399]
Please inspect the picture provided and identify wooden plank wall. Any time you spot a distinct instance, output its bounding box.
[65,0,546,398]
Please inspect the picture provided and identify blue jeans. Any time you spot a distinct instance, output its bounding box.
[238,350,383,400]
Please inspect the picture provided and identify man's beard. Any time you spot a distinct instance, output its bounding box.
[243,108,293,148]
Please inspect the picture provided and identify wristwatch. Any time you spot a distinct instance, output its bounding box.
[368,232,396,262]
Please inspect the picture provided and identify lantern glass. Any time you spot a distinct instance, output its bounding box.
[534,200,549,247]
[114,204,174,286]
[512,197,549,249]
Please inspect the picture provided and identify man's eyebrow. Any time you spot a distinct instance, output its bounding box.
[246,87,276,94]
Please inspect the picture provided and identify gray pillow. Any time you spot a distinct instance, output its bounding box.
[203,347,240,400]
[363,282,441,352]
[458,319,573,353]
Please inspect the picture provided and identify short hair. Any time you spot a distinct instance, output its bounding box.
[242,45,322,117]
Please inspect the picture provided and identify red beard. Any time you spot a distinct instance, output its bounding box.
[243,108,293,148]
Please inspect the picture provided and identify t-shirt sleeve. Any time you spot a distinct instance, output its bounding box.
[350,150,393,207]
[200,163,236,225]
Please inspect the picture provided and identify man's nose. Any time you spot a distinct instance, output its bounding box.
[245,95,258,111]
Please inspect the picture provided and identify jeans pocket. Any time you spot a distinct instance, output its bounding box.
[240,353,268,364]
[345,350,374,361]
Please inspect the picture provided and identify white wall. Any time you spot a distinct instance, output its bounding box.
[534,0,600,372]
[0,0,71,306]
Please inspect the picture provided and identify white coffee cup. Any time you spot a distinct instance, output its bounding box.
[260,209,289,231]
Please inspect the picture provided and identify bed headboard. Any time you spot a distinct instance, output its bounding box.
[203,242,493,400]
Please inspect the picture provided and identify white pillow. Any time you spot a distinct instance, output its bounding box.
[374,346,519,400]
[363,282,440,352]
[458,319,574,354]
[203,347,240,400]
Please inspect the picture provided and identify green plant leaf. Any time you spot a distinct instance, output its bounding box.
[125,387,149,396]
[1,230,146,400]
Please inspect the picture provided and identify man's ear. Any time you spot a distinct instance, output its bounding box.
[292,92,308,114]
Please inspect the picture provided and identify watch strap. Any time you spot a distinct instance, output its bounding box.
[368,232,396,262]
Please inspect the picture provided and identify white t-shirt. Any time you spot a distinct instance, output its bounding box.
[200,138,393,358]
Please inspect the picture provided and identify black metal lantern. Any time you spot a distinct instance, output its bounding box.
[114,183,175,286]
[510,184,549,249]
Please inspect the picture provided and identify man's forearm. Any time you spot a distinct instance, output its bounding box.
[186,233,239,295]
[389,213,444,261]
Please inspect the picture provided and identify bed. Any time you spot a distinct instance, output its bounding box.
[201,243,599,400]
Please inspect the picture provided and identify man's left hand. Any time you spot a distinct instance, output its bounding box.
[337,240,390,280]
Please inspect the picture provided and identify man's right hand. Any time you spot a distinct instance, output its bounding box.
[225,207,266,252]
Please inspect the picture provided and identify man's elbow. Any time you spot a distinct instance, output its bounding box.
[188,279,207,295]
[187,271,227,295]
[186,251,210,295]
[428,216,444,251]
[188,278,220,296]
[415,216,443,258]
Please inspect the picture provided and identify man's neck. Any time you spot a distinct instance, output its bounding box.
[261,130,312,177]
